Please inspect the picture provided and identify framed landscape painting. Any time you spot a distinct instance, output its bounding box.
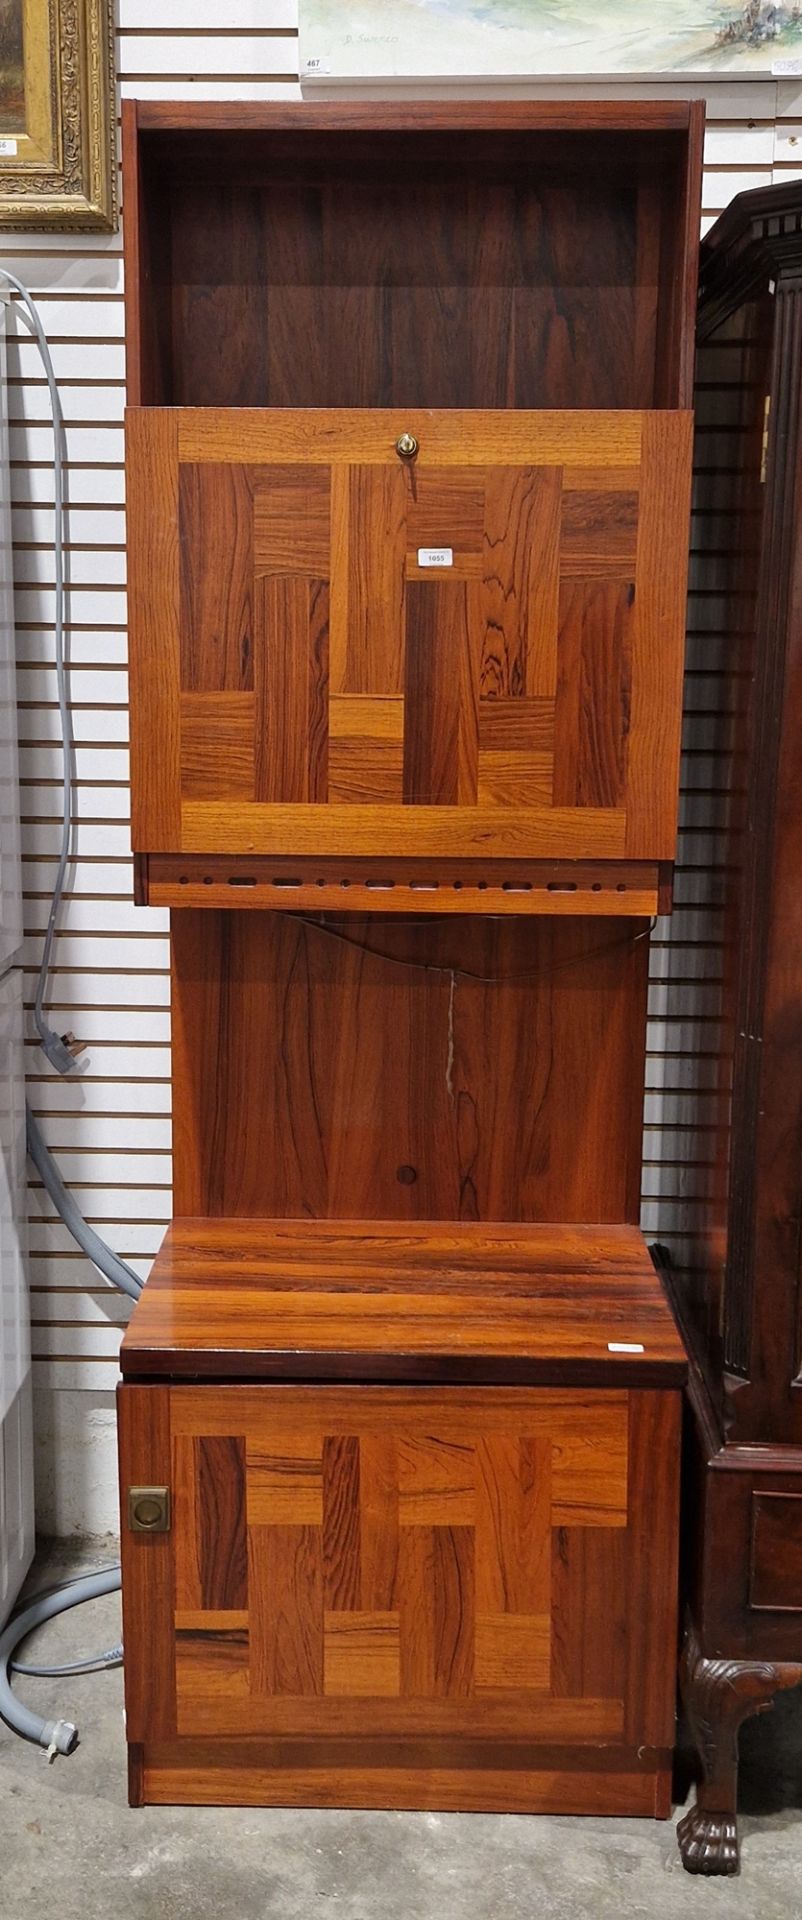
[0,0,116,229]
[300,0,802,79]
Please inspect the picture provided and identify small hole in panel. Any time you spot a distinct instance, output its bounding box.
[546,882,577,893]
[366,880,395,891]
[272,878,301,889]
[410,882,438,892]
[502,882,532,893]
[616,883,627,893]
[202,875,214,886]
[179,875,189,885]
[228,876,257,887]
[592,883,602,892]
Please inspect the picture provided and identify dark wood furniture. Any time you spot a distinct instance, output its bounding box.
[656,182,802,1875]
[118,101,702,1815]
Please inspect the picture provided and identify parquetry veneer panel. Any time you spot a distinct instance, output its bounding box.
[126,407,692,863]
[119,1381,680,1810]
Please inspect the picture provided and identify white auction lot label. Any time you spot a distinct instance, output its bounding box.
[417,547,453,567]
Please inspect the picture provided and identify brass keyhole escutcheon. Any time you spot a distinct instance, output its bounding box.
[395,432,418,459]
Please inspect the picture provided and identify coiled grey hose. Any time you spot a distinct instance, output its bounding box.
[0,271,140,1751]
[0,1568,121,1757]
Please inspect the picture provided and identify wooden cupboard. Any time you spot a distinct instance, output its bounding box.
[118,101,701,1816]
[120,1222,685,1813]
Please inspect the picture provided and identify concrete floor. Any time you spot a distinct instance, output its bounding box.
[2,1544,802,1920]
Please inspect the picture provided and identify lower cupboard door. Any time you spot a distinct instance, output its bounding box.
[118,1383,680,1811]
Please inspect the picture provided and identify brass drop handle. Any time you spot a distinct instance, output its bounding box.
[395,432,418,459]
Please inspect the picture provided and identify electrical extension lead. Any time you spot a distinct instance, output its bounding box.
[0,270,141,1756]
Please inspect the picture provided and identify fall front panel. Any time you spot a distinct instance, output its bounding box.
[127,409,692,862]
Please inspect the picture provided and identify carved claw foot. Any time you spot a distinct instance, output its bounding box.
[678,1617,802,1876]
[677,1806,739,1875]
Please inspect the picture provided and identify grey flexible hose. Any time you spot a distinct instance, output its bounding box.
[0,273,142,1754]
[0,269,76,1076]
[0,1568,121,1755]
[12,1649,122,1677]
[0,273,142,1302]
[26,1106,142,1301]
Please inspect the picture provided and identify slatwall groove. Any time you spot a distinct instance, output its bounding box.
[9,34,778,1401]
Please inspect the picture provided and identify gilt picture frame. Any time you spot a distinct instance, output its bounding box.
[0,0,116,231]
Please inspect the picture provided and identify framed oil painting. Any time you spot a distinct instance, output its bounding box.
[0,0,116,230]
[300,0,802,79]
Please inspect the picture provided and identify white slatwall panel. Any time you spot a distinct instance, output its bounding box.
[7,23,798,1427]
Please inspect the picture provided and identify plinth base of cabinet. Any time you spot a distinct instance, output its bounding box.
[128,1739,673,1815]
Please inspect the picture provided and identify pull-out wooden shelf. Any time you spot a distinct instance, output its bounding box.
[120,1219,686,1387]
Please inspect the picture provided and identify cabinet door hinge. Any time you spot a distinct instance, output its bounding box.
[127,1485,171,1533]
[760,393,771,485]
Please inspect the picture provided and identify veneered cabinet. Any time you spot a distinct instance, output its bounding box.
[119,101,702,1819]
[128,406,692,867]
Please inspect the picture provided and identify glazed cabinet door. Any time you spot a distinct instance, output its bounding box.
[119,1382,680,1811]
[127,408,692,864]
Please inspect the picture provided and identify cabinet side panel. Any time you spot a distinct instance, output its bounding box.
[121,103,144,406]
[625,1390,681,1744]
[122,109,174,406]
[625,411,693,859]
[118,1385,176,1742]
[126,410,181,849]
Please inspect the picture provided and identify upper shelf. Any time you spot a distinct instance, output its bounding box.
[119,1217,687,1389]
[122,100,703,415]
